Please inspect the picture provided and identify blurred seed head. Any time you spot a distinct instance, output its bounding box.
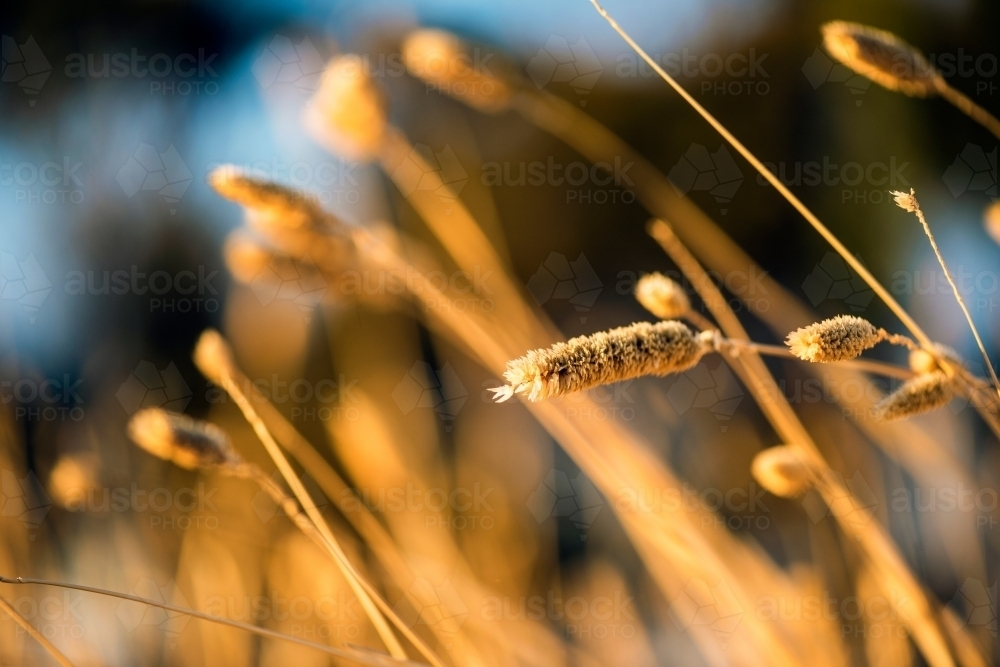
[751,446,813,498]
[402,29,512,112]
[786,315,883,363]
[194,328,237,386]
[224,231,274,284]
[304,55,389,161]
[984,201,1000,246]
[48,454,100,510]
[822,21,941,97]
[635,272,691,320]
[493,320,712,402]
[908,344,961,374]
[873,371,956,421]
[208,165,322,229]
[128,408,238,470]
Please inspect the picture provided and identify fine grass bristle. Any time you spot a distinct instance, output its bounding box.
[402,29,512,112]
[873,371,957,421]
[492,320,713,402]
[751,446,813,498]
[127,408,237,470]
[785,315,884,363]
[635,272,691,320]
[821,21,941,97]
[304,55,389,161]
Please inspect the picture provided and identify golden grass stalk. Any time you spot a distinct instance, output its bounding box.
[751,446,815,498]
[589,0,934,351]
[648,218,970,667]
[821,21,1000,140]
[492,321,712,402]
[192,331,413,663]
[0,576,418,667]
[892,188,1000,400]
[0,596,74,667]
[193,330,447,667]
[873,372,958,422]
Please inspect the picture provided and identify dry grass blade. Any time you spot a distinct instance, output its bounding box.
[588,0,933,350]
[0,595,75,667]
[891,188,1000,401]
[0,577,421,667]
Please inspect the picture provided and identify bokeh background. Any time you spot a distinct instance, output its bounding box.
[2,0,1000,664]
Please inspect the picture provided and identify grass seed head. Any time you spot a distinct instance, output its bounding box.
[128,408,238,470]
[224,232,273,284]
[786,315,883,363]
[822,21,941,97]
[635,272,691,320]
[194,328,237,386]
[492,320,712,402]
[751,446,814,498]
[305,55,389,161]
[873,371,956,421]
[402,29,512,112]
[984,201,1000,246]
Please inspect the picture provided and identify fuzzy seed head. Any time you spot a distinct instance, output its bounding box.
[873,371,956,421]
[492,320,712,402]
[304,56,388,161]
[635,272,691,320]
[751,446,814,498]
[194,328,236,386]
[891,188,919,213]
[821,21,941,97]
[786,315,883,363]
[402,29,512,112]
[128,408,237,470]
[208,165,324,229]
